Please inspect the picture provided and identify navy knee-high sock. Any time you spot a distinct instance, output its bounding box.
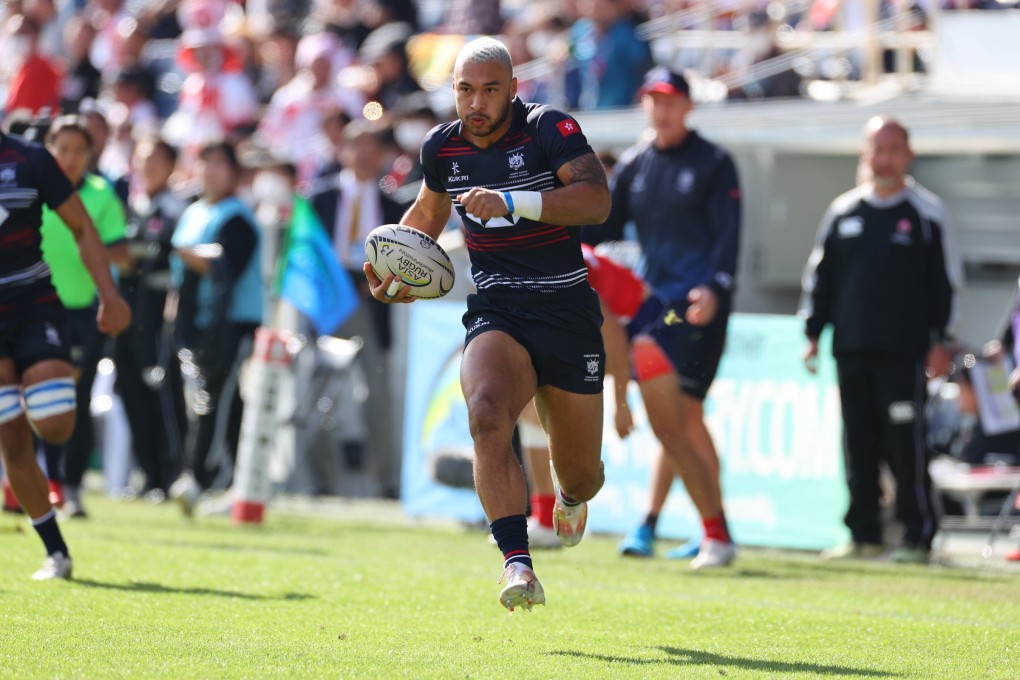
[32,509,69,558]
[490,515,532,570]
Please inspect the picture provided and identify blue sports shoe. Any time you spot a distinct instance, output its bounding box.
[618,524,655,557]
[664,537,702,560]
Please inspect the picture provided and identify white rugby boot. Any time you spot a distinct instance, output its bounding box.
[550,462,587,547]
[527,516,563,550]
[690,539,737,570]
[498,562,546,612]
[168,472,201,517]
[32,552,73,580]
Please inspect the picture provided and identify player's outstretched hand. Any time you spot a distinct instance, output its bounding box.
[363,262,416,304]
[98,294,132,337]
[456,187,508,222]
[685,285,718,326]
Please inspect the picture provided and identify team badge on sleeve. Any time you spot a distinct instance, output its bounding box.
[556,119,580,137]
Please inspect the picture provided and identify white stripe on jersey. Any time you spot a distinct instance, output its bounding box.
[448,171,557,196]
[474,267,589,292]
[0,187,40,209]
[0,260,51,287]
[0,188,39,199]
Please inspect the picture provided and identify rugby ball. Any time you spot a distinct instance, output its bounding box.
[364,224,455,299]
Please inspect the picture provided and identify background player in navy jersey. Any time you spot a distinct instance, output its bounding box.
[583,67,741,570]
[364,37,611,612]
[0,126,131,579]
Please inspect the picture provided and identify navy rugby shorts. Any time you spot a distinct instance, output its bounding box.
[649,297,730,401]
[0,286,72,373]
[463,285,605,395]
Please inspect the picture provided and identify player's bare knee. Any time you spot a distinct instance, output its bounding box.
[23,378,76,444]
[556,462,603,503]
[466,394,515,444]
[33,413,75,444]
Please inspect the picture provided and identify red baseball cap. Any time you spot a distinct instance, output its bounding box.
[640,66,691,98]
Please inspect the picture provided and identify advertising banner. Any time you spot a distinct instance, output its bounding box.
[401,302,850,550]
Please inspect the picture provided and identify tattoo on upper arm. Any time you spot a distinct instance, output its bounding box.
[565,152,609,190]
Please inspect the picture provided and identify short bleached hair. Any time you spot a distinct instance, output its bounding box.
[864,115,910,147]
[454,37,513,78]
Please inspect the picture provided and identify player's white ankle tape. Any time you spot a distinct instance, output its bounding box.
[518,419,547,449]
[0,385,23,424]
[23,378,76,421]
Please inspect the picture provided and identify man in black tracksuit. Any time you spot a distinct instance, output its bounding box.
[801,116,962,564]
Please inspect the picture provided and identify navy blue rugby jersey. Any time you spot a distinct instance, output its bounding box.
[582,130,741,306]
[0,133,74,295]
[421,97,594,294]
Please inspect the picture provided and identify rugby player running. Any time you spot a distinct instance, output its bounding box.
[364,37,610,612]
[0,123,131,579]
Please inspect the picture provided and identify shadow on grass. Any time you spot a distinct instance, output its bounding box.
[709,567,803,580]
[548,647,900,677]
[122,537,329,558]
[74,578,314,601]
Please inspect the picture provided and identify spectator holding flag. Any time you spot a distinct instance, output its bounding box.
[250,155,359,337]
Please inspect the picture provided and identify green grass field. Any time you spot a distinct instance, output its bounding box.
[1,495,1017,680]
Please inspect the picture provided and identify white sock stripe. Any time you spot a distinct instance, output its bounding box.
[31,508,56,525]
[0,385,23,424]
[24,378,76,421]
[503,556,531,568]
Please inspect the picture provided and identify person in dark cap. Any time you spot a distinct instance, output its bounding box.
[111,65,159,129]
[60,15,102,115]
[583,66,742,569]
[358,22,423,110]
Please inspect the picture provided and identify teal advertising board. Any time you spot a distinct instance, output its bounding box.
[401,302,850,551]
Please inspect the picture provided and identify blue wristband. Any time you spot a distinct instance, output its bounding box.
[502,191,515,215]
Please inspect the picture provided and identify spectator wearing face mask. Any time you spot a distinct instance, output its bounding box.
[380,92,438,210]
[166,141,264,515]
